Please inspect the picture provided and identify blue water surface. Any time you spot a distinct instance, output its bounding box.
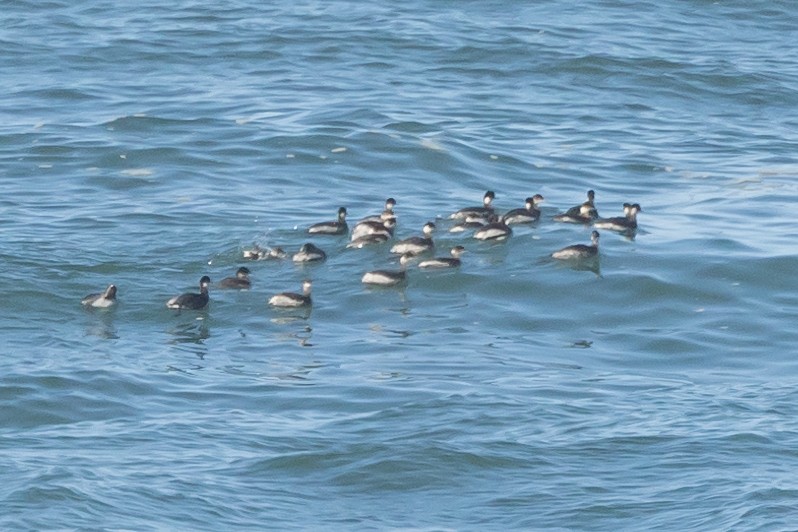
[2,1,798,529]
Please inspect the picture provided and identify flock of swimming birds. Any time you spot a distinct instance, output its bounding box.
[80,190,642,311]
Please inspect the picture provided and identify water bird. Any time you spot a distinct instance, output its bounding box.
[473,215,512,241]
[552,230,600,260]
[243,245,286,260]
[502,194,544,225]
[449,216,488,233]
[554,190,599,223]
[269,279,313,307]
[292,243,327,263]
[307,207,348,235]
[418,246,465,268]
[81,284,118,308]
[570,189,596,213]
[390,222,435,254]
[553,203,598,224]
[350,217,396,241]
[347,232,391,249]
[166,276,211,310]
[219,267,252,289]
[362,253,413,286]
[450,190,495,220]
[594,203,641,232]
[358,197,397,224]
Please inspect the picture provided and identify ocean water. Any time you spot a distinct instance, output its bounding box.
[2,0,798,529]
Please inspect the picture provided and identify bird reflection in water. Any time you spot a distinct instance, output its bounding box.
[272,320,314,347]
[83,308,119,339]
[167,316,211,359]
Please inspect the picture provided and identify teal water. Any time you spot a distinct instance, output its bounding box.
[3,1,798,529]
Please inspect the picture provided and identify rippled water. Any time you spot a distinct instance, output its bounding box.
[3,1,798,529]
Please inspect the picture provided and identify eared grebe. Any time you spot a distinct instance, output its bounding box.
[473,215,512,241]
[81,284,117,308]
[269,279,312,307]
[166,276,211,310]
[390,222,435,254]
[502,194,544,225]
[450,190,495,220]
[553,203,598,224]
[449,217,488,233]
[358,197,397,224]
[362,253,413,286]
[347,233,391,249]
[307,207,348,235]
[418,246,465,268]
[243,245,286,261]
[219,267,252,289]
[594,203,641,232]
[351,217,396,241]
[552,231,600,260]
[554,190,599,223]
[570,189,596,213]
[292,243,327,263]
